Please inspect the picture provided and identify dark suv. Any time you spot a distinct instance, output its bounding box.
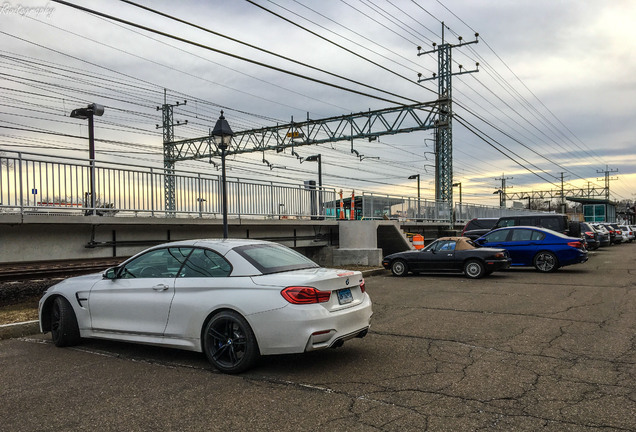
[580,222,601,250]
[461,218,499,240]
[491,214,579,237]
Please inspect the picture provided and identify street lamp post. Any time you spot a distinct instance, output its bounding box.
[408,174,420,218]
[304,154,322,218]
[212,111,234,239]
[452,182,462,204]
[70,103,104,216]
[452,182,462,221]
[493,189,504,207]
[544,200,551,212]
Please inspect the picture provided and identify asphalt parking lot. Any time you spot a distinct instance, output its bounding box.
[1,244,635,431]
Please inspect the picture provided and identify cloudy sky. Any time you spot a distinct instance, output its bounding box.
[1,0,634,207]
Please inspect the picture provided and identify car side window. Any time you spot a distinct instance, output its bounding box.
[438,241,456,251]
[499,219,515,227]
[484,229,509,243]
[511,229,533,242]
[424,240,440,252]
[531,231,545,241]
[120,247,192,279]
[540,217,559,231]
[180,248,232,277]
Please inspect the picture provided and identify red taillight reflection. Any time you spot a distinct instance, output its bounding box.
[281,286,331,304]
[567,241,583,249]
[360,279,366,293]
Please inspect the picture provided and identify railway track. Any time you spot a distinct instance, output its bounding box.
[0,258,126,282]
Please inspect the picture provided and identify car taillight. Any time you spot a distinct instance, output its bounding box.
[567,241,583,249]
[281,286,331,304]
[360,279,366,293]
[616,230,622,235]
[584,231,595,237]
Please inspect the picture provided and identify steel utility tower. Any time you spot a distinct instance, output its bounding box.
[157,92,187,216]
[495,174,513,207]
[417,23,479,206]
[596,165,619,200]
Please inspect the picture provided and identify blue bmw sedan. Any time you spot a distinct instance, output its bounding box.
[475,226,588,272]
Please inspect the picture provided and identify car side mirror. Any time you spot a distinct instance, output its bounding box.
[103,267,118,280]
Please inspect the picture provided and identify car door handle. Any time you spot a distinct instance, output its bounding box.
[152,284,169,291]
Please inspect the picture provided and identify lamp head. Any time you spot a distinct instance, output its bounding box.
[212,110,234,149]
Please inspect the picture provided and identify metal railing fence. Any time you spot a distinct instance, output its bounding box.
[0,150,542,222]
[454,202,540,224]
[0,150,336,219]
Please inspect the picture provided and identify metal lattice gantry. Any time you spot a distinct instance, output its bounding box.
[504,187,608,201]
[165,101,441,162]
[161,101,443,215]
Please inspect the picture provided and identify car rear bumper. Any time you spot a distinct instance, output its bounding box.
[485,259,511,271]
[249,294,373,355]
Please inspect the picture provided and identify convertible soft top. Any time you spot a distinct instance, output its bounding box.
[436,237,477,251]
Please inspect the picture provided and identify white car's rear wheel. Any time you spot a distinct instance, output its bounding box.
[203,311,260,374]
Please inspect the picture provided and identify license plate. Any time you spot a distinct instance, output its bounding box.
[337,288,353,305]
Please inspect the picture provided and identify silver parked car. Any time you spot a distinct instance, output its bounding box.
[619,225,634,243]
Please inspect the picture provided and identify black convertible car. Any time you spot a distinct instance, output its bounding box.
[382,237,511,279]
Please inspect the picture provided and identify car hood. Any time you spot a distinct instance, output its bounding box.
[250,267,364,291]
[43,271,105,295]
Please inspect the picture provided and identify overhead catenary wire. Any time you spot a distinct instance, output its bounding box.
[2,2,630,202]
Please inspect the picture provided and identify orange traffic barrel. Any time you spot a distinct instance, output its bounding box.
[413,234,425,249]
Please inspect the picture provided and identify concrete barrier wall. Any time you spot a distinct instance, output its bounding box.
[0,214,338,264]
[0,214,452,266]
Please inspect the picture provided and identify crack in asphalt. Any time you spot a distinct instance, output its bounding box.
[370,302,606,324]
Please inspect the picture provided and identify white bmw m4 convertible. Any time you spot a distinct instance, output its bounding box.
[39,239,372,373]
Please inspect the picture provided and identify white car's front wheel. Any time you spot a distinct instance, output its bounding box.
[50,297,81,347]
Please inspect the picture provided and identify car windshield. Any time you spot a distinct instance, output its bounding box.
[233,243,319,274]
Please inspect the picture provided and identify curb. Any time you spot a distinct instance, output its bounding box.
[362,268,388,277]
[0,320,39,340]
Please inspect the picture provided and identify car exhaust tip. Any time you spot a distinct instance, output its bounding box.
[331,340,344,349]
[356,329,368,339]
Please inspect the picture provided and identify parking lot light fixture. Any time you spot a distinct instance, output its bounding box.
[304,154,322,218]
[212,111,234,239]
[70,103,104,216]
[408,174,420,218]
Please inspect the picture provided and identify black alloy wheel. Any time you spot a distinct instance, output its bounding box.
[203,311,260,374]
[50,296,81,347]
